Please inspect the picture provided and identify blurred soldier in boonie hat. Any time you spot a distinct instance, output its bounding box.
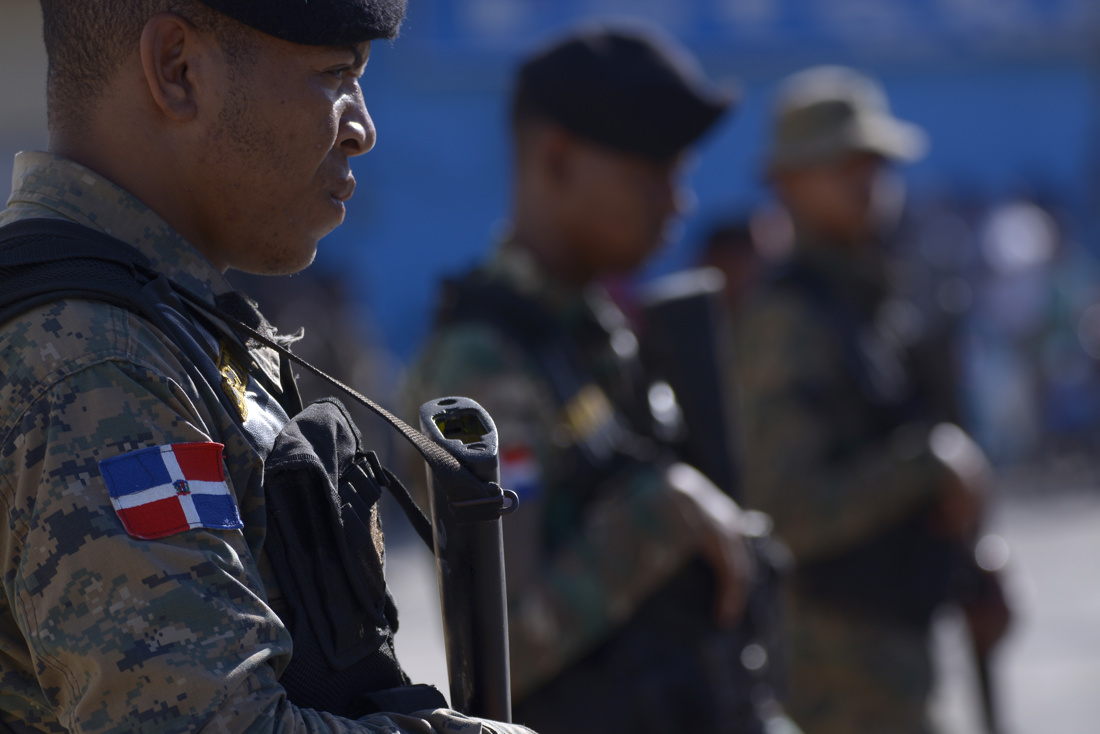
[736,66,1010,734]
[757,65,928,249]
[766,65,927,172]
[407,21,801,734]
[0,0,536,732]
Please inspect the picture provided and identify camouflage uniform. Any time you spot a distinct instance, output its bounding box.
[735,242,951,734]
[405,244,709,702]
[0,151,527,734]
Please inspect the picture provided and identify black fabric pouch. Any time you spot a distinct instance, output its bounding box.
[262,398,446,717]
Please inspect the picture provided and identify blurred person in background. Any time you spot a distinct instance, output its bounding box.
[696,207,798,320]
[734,66,1011,734]
[698,219,766,319]
[405,23,797,734]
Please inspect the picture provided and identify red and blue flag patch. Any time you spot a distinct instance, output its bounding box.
[500,444,542,501]
[98,442,242,540]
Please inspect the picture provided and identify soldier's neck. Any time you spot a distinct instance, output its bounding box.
[510,217,595,288]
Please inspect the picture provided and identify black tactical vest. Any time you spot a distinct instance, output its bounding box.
[436,270,784,734]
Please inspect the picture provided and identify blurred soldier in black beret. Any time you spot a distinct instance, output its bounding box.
[0,1,536,732]
[406,22,799,734]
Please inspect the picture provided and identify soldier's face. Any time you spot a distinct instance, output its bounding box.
[559,142,689,278]
[194,34,375,275]
[774,152,885,246]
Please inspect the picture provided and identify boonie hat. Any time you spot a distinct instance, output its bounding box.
[515,22,736,161]
[766,65,927,171]
[197,0,406,46]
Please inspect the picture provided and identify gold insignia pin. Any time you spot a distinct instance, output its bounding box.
[563,384,615,441]
[217,342,250,422]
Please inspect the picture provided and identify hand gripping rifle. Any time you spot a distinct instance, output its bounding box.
[637,267,793,720]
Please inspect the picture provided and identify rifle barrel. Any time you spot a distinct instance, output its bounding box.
[420,397,514,722]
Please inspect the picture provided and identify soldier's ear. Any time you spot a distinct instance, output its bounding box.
[139,12,206,122]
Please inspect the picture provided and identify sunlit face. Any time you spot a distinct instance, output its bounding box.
[774,151,886,246]
[192,34,375,274]
[559,142,689,279]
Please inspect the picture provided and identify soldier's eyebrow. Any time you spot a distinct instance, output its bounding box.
[346,45,366,70]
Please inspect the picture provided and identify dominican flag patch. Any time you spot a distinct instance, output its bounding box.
[98,442,242,540]
[500,444,542,501]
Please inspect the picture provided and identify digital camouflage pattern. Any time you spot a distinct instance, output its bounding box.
[403,244,704,700]
[734,243,948,734]
[0,152,532,734]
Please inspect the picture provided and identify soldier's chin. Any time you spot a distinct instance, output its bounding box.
[275,246,319,276]
[235,240,319,277]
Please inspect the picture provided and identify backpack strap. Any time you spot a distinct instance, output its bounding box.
[0,218,162,325]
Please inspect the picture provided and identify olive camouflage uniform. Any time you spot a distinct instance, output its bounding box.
[735,242,952,734]
[404,244,707,702]
[0,151,525,734]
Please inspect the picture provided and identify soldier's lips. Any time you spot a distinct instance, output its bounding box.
[330,176,356,203]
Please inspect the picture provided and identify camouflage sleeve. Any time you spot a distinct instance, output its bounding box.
[735,290,946,563]
[404,324,701,700]
[0,326,518,733]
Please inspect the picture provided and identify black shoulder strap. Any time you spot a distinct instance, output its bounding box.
[0,218,162,325]
[0,219,508,547]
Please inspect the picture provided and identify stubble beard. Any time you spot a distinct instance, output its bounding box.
[209,77,320,276]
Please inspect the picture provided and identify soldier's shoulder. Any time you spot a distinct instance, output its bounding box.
[2,297,156,365]
[0,298,189,420]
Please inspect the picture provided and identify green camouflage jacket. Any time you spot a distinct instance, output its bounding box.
[0,152,526,734]
[734,244,947,563]
[404,244,703,700]
[734,242,952,734]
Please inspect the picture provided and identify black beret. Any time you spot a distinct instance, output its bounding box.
[197,0,407,46]
[514,22,736,160]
